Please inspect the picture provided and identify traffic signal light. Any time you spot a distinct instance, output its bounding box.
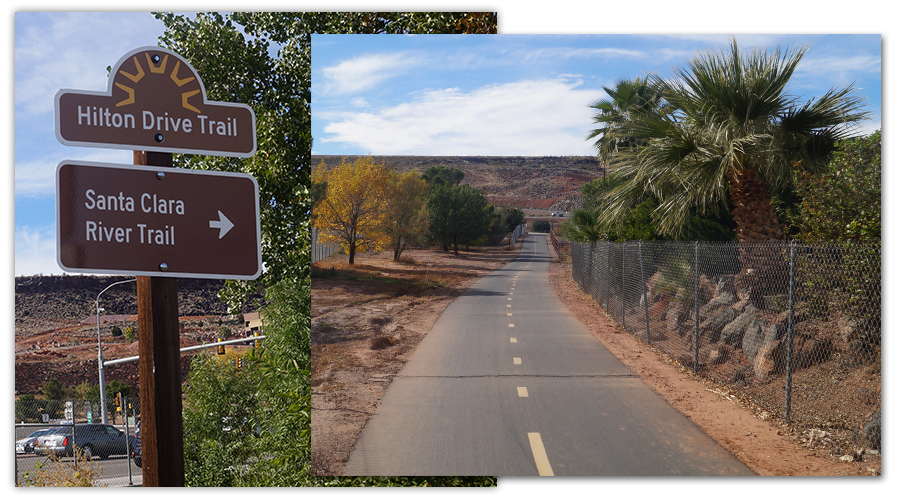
[115,392,122,412]
[217,337,225,356]
[236,357,243,370]
[253,331,261,348]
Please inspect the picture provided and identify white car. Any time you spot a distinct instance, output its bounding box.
[16,428,56,454]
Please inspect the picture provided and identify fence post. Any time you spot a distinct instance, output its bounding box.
[605,241,610,313]
[785,240,797,422]
[641,241,650,343]
[124,395,133,485]
[622,243,626,326]
[693,241,700,373]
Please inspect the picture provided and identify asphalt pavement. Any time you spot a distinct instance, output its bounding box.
[343,233,755,477]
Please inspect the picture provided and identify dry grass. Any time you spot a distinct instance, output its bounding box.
[18,447,104,487]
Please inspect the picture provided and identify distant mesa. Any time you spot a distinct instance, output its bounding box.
[312,155,604,213]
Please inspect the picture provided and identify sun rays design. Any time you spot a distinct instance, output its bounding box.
[115,52,200,113]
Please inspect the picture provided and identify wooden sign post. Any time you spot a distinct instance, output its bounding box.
[134,151,183,486]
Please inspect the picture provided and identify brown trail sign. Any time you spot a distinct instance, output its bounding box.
[56,160,261,279]
[54,46,260,487]
[55,46,256,157]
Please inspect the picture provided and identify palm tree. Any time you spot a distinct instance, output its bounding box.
[560,207,605,243]
[600,38,869,242]
[586,76,666,162]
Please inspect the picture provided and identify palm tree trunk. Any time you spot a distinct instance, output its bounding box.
[728,169,785,242]
[729,168,789,306]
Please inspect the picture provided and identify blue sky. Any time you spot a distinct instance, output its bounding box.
[312,34,881,156]
[14,12,167,277]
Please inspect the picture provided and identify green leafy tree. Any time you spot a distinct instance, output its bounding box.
[182,353,259,487]
[422,165,465,186]
[793,130,881,242]
[41,378,66,401]
[598,38,869,242]
[15,394,40,423]
[427,184,494,255]
[531,219,551,232]
[494,206,526,234]
[560,207,605,243]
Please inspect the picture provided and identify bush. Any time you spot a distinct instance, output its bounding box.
[793,130,881,242]
[531,219,551,232]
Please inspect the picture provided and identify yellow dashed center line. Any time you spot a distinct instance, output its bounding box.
[513,357,521,365]
[517,387,529,398]
[509,324,515,327]
[510,337,517,343]
[527,433,554,476]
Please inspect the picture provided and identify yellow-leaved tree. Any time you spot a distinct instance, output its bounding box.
[383,170,429,261]
[313,157,390,264]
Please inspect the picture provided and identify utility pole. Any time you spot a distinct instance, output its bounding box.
[135,150,185,487]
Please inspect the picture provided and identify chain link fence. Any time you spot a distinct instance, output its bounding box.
[15,396,142,487]
[509,223,528,249]
[312,227,341,264]
[571,240,881,457]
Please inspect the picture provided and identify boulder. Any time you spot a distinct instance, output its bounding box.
[714,275,736,296]
[701,342,734,365]
[647,291,671,321]
[742,317,773,362]
[753,340,783,381]
[789,321,834,369]
[698,305,738,344]
[699,290,737,318]
[721,304,759,347]
[665,309,687,333]
[861,410,881,451]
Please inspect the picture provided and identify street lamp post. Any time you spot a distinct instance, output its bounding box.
[96,278,136,425]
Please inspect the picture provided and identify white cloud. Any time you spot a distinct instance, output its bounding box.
[15,12,164,117]
[15,148,135,198]
[320,78,601,155]
[797,55,881,77]
[321,52,423,95]
[521,46,646,62]
[15,225,62,277]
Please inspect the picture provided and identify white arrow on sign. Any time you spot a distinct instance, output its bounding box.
[209,210,235,239]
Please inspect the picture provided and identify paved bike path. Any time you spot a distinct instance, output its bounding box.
[344,233,754,476]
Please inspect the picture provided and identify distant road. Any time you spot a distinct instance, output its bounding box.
[344,233,754,476]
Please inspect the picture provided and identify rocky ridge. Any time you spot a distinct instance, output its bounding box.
[14,275,263,396]
[312,155,604,212]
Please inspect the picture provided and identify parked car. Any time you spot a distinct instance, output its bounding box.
[35,423,135,460]
[15,428,57,454]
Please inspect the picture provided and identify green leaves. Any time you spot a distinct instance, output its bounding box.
[426,183,494,254]
[793,130,881,242]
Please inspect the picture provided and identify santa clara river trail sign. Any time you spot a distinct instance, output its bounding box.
[56,160,261,279]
